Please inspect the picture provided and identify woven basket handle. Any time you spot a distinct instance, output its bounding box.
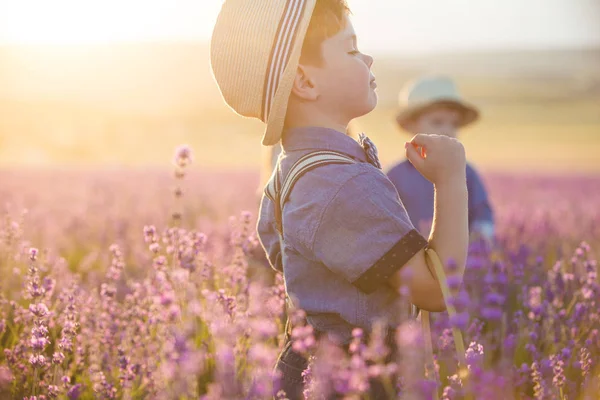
[420,248,468,397]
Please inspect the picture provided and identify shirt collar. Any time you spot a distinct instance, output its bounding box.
[281,126,368,162]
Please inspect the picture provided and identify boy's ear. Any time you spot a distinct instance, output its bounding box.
[290,64,318,101]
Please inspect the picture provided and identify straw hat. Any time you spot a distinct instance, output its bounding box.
[210,0,317,146]
[395,76,480,131]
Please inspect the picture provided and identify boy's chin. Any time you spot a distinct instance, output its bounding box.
[353,97,378,119]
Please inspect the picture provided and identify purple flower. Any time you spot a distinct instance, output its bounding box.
[167,304,181,321]
[100,283,116,298]
[481,307,503,321]
[484,273,496,285]
[42,277,56,295]
[525,343,537,356]
[29,354,47,368]
[503,334,517,353]
[417,379,439,399]
[437,328,455,352]
[47,385,60,398]
[108,243,120,255]
[446,258,458,273]
[52,352,65,365]
[467,320,484,338]
[449,312,470,330]
[30,335,50,351]
[67,383,83,399]
[550,354,565,389]
[29,247,39,261]
[29,303,49,317]
[580,347,592,378]
[143,225,157,242]
[291,325,316,355]
[466,254,486,271]
[515,363,530,387]
[396,321,422,348]
[528,286,542,308]
[496,271,509,285]
[352,328,364,339]
[158,291,175,306]
[465,341,484,369]
[0,366,13,387]
[149,242,160,253]
[484,292,505,307]
[174,145,193,167]
[531,361,545,399]
[446,275,463,291]
[449,290,471,311]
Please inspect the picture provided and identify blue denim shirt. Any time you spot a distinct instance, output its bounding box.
[386,160,494,236]
[257,127,428,343]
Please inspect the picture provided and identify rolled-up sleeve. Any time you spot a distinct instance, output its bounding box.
[311,170,428,294]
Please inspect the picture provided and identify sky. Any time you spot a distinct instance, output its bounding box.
[0,0,599,54]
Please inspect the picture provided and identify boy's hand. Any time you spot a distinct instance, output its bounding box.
[405,134,466,185]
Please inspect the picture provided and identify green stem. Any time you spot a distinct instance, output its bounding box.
[565,293,579,316]
[52,364,60,385]
[32,367,38,396]
[380,375,395,399]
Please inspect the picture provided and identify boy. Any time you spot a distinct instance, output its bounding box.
[387,76,495,243]
[210,1,469,398]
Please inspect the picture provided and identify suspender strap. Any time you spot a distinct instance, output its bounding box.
[265,150,357,235]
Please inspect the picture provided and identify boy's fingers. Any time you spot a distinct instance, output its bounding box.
[410,133,434,147]
[406,143,425,170]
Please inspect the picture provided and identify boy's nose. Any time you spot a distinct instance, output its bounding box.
[363,53,374,68]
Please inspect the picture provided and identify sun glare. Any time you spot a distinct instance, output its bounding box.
[0,0,217,45]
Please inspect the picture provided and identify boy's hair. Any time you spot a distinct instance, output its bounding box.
[300,0,351,66]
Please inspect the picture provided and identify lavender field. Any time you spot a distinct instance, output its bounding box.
[1,155,599,399]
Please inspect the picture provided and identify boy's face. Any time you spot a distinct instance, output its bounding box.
[409,105,463,138]
[304,16,377,123]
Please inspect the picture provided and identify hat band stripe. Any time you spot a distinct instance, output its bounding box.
[262,0,295,122]
[262,0,306,122]
[261,0,291,121]
[264,0,303,121]
[268,0,302,117]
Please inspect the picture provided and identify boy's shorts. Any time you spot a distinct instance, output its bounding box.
[273,328,399,400]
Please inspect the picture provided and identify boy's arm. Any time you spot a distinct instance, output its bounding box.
[390,175,468,311]
[309,165,462,312]
[388,135,469,311]
[256,195,283,272]
[309,133,468,313]
[309,167,429,299]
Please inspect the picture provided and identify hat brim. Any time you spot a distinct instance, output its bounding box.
[261,0,317,146]
[395,99,480,132]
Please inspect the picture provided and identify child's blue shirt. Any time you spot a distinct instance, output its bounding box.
[386,160,494,235]
[257,127,428,343]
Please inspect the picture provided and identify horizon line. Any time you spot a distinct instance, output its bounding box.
[0,40,598,57]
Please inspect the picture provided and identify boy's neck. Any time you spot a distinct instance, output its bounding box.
[285,107,350,136]
[285,122,349,136]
